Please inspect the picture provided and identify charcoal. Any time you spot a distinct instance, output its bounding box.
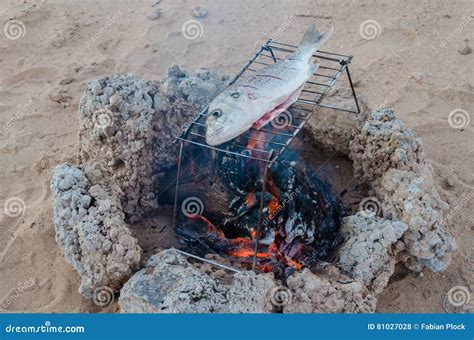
[176,142,345,278]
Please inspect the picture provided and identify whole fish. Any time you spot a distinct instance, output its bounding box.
[205,24,334,146]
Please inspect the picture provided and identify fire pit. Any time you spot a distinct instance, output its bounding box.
[50,37,456,313]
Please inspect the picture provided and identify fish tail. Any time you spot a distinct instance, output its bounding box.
[298,24,334,59]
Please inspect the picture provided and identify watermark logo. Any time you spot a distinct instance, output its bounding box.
[446,191,473,220]
[181,197,204,217]
[271,110,293,130]
[265,13,297,41]
[3,20,26,40]
[1,98,34,138]
[3,197,26,218]
[270,286,292,307]
[359,20,382,40]
[92,286,115,307]
[445,286,470,310]
[439,14,473,49]
[84,11,121,48]
[1,277,35,309]
[372,277,389,294]
[172,113,201,139]
[181,20,203,40]
[359,197,382,218]
[241,149,252,157]
[448,109,470,130]
[5,320,85,333]
[263,189,300,226]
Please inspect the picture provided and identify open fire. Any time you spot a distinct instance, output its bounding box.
[165,37,360,278]
[175,126,346,278]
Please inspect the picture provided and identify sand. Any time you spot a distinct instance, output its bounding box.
[0,0,473,313]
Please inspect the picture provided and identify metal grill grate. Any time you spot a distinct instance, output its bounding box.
[175,39,360,166]
[171,38,360,271]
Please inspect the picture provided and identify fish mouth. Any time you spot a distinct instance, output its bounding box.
[206,126,226,146]
[206,126,225,137]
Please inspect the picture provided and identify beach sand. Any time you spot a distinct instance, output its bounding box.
[0,0,472,312]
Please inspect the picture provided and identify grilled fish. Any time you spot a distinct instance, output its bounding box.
[205,24,334,146]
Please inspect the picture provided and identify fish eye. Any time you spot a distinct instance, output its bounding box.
[230,91,240,98]
[211,109,223,118]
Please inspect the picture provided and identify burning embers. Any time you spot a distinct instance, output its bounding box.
[175,136,345,277]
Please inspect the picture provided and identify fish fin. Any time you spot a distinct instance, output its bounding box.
[299,24,334,56]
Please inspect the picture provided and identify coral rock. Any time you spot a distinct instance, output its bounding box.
[162,65,229,109]
[284,268,377,313]
[349,107,425,184]
[377,168,456,272]
[119,249,276,313]
[336,213,408,294]
[78,70,229,223]
[51,164,141,298]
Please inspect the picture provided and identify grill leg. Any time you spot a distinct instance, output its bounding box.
[345,66,361,114]
[252,164,269,271]
[268,47,277,63]
[171,141,184,248]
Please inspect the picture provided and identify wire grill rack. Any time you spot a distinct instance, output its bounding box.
[171,38,360,271]
[175,39,360,166]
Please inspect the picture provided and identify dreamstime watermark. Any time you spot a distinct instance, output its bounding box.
[446,191,473,220]
[372,100,390,112]
[3,19,26,40]
[439,14,474,49]
[84,11,122,48]
[266,13,297,41]
[92,286,115,307]
[181,20,203,40]
[271,110,293,130]
[5,320,85,334]
[359,197,382,218]
[372,276,389,294]
[1,277,35,309]
[263,188,300,226]
[172,113,201,139]
[1,98,34,139]
[448,108,470,130]
[181,196,204,217]
[270,286,292,307]
[3,197,26,218]
[359,19,382,40]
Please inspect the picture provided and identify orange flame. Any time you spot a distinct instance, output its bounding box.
[229,248,273,259]
[184,124,306,273]
[245,193,256,208]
